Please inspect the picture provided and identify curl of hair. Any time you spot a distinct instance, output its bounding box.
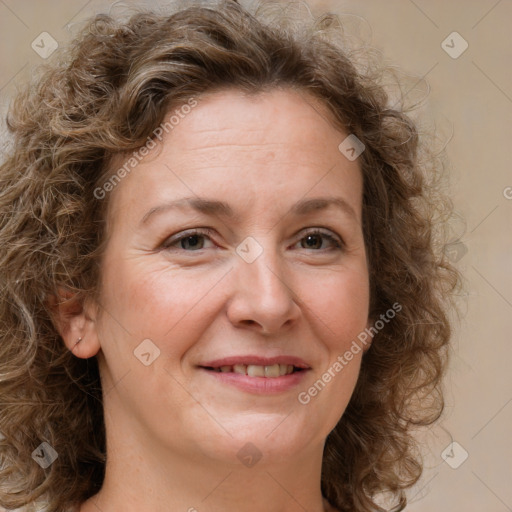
[0,1,460,511]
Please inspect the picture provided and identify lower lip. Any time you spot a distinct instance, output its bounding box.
[199,368,309,394]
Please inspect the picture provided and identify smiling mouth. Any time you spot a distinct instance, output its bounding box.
[201,363,306,378]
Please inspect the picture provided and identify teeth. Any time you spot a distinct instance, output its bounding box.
[264,364,280,378]
[233,364,246,375]
[247,365,265,377]
[212,364,296,377]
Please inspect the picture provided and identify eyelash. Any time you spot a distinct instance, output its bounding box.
[161,228,344,252]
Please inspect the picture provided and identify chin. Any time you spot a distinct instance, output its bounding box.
[184,415,326,467]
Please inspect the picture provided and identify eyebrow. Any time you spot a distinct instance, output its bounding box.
[140,196,358,225]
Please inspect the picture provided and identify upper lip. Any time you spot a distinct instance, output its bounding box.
[199,355,311,369]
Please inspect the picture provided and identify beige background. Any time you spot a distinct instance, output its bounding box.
[1,0,511,510]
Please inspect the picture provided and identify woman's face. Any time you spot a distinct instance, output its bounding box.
[90,88,370,467]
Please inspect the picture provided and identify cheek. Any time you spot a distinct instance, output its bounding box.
[99,257,229,348]
[305,266,370,344]
[295,270,368,429]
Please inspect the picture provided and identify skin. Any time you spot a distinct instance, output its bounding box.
[55,88,371,512]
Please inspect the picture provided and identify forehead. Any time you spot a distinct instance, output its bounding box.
[105,88,363,227]
[167,88,345,158]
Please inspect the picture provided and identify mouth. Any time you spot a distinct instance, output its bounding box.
[200,363,306,378]
[197,355,311,394]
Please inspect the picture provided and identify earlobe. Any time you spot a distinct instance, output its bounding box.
[47,287,101,359]
[67,330,100,359]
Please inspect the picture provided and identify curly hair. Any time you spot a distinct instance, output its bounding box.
[0,1,459,511]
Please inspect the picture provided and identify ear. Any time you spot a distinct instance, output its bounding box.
[47,288,101,359]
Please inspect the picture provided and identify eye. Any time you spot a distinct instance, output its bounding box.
[161,227,343,253]
[295,229,343,251]
[162,228,216,251]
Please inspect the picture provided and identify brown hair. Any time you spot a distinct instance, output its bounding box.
[0,1,459,511]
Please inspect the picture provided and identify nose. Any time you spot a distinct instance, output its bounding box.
[226,243,301,335]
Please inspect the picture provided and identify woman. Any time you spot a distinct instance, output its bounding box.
[0,1,459,511]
